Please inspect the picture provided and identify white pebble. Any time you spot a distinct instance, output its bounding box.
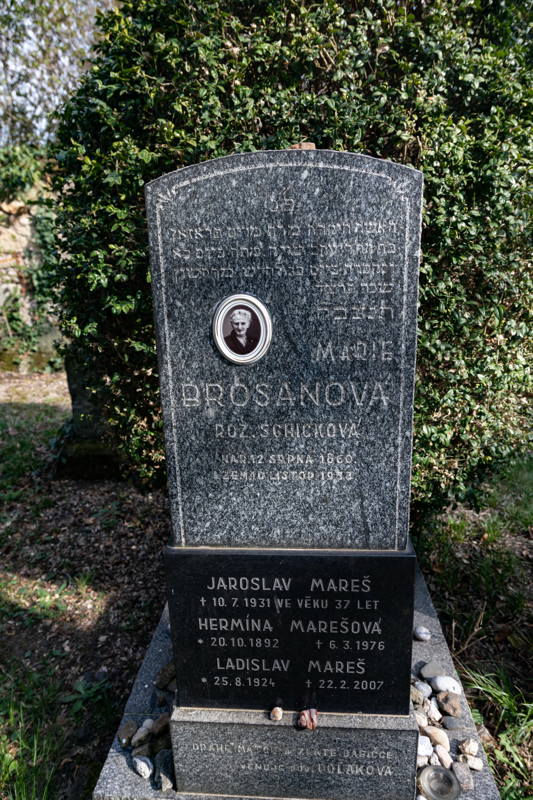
[427,697,443,722]
[131,727,151,747]
[459,754,484,771]
[414,680,432,699]
[430,675,462,695]
[429,751,440,765]
[133,755,153,780]
[270,706,283,721]
[417,735,433,757]
[459,737,479,756]
[416,756,429,768]
[415,711,428,729]
[414,625,431,641]
[435,744,453,769]
[142,718,154,730]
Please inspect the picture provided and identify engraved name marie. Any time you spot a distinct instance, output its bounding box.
[181,380,390,409]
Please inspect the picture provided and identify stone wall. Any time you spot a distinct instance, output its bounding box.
[0,200,34,327]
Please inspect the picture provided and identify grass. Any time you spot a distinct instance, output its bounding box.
[0,659,113,800]
[464,669,532,800]
[0,669,65,800]
[414,456,532,799]
[0,620,114,800]
[0,374,116,800]
[0,566,113,800]
[0,375,69,502]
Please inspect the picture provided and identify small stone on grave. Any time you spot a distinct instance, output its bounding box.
[430,675,462,694]
[414,680,433,698]
[459,754,484,771]
[133,755,153,780]
[442,716,465,730]
[435,744,452,769]
[132,743,151,758]
[420,661,446,680]
[151,712,170,737]
[418,735,433,757]
[411,685,425,706]
[428,697,443,722]
[415,710,428,728]
[117,719,137,747]
[131,724,151,747]
[437,691,462,717]
[424,726,450,751]
[458,737,479,756]
[414,625,432,641]
[452,761,475,791]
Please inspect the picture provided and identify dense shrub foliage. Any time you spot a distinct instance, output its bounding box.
[51,0,531,505]
[0,145,43,204]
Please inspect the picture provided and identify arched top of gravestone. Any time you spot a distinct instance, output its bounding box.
[145,149,422,204]
[145,149,423,551]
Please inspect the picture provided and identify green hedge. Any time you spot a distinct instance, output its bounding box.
[51,0,531,505]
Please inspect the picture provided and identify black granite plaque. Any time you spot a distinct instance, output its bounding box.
[165,547,415,715]
[145,150,423,551]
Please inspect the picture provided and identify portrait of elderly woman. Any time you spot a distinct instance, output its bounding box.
[223,306,260,355]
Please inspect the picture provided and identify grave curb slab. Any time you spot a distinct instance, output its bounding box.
[93,566,500,800]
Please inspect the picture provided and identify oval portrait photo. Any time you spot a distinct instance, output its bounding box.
[212,294,272,365]
[223,306,260,355]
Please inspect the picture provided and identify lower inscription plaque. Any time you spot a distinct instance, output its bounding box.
[171,707,418,800]
[165,547,415,715]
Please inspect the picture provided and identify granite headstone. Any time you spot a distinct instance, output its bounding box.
[145,149,423,800]
[145,149,422,551]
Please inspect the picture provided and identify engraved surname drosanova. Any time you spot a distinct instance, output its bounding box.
[180,380,390,408]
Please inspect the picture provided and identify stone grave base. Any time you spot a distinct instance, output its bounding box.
[172,706,417,800]
[93,567,500,800]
